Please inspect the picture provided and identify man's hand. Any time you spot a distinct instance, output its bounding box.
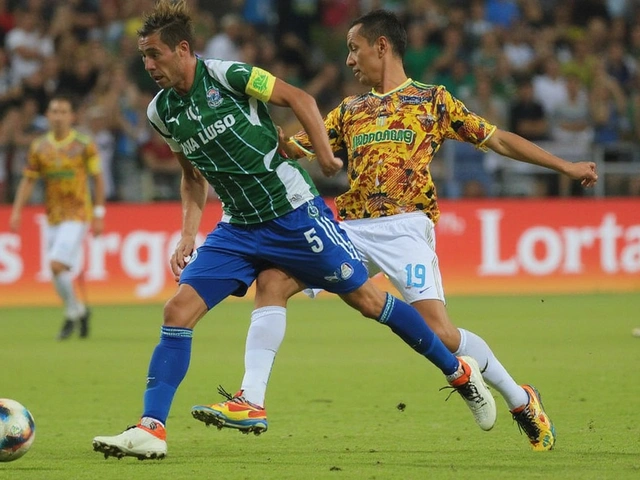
[170,235,196,282]
[317,155,344,177]
[566,161,598,188]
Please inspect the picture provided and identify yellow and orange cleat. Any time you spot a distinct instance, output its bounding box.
[511,384,556,451]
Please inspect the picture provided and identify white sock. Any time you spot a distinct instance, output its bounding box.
[455,328,528,410]
[52,271,84,320]
[240,306,286,407]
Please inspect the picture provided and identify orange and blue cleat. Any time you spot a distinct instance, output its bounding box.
[191,386,268,435]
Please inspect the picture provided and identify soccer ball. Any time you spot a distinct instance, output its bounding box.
[0,399,35,462]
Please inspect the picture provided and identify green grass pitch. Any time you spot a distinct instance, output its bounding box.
[1,293,640,479]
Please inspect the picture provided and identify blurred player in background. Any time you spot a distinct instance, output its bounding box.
[9,93,105,340]
[203,10,600,452]
[92,0,496,461]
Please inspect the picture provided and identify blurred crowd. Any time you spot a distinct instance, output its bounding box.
[1,0,640,205]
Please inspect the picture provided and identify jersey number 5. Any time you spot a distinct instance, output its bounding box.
[304,228,324,253]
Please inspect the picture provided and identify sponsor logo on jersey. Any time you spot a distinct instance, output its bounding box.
[352,129,415,149]
[167,116,180,126]
[180,114,236,155]
[399,95,424,105]
[206,87,223,108]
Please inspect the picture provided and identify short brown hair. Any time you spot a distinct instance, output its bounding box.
[137,0,195,54]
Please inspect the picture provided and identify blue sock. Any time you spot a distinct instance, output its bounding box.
[143,326,193,424]
[378,293,458,375]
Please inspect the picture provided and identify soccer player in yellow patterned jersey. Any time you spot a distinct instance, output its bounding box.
[216,10,600,451]
[10,94,106,341]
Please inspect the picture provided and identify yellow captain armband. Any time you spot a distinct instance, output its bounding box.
[246,67,276,102]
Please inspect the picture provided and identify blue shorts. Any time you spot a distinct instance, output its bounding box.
[180,197,368,309]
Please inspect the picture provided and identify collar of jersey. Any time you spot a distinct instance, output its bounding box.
[369,78,412,98]
[169,58,206,102]
[47,129,76,147]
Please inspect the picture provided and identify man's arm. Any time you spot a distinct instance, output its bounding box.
[91,172,106,236]
[9,176,36,232]
[485,129,598,187]
[170,152,208,280]
[268,78,342,177]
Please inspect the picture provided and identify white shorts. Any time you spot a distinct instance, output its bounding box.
[46,221,87,269]
[306,212,445,304]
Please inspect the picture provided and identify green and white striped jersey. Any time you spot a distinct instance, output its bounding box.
[147,58,318,225]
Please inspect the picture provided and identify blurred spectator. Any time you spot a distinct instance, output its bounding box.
[56,52,99,99]
[465,0,493,45]
[430,26,467,81]
[96,0,125,55]
[605,41,635,94]
[204,13,243,61]
[562,36,598,87]
[404,20,440,82]
[7,97,47,199]
[276,0,320,45]
[506,76,551,196]
[80,105,116,201]
[549,72,594,196]
[589,66,629,148]
[241,0,276,33]
[485,0,520,30]
[585,17,610,56]
[509,76,549,141]
[433,58,475,99]
[5,8,54,86]
[470,30,504,78]
[550,73,593,150]
[502,21,536,75]
[0,0,15,47]
[533,56,567,116]
[0,48,20,113]
[139,133,181,202]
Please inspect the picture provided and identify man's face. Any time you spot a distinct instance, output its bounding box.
[138,32,185,90]
[46,99,74,132]
[345,24,381,87]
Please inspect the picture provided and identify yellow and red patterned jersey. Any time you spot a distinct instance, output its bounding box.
[290,80,496,223]
[23,129,101,225]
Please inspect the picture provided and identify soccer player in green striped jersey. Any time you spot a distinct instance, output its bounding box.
[92,1,495,460]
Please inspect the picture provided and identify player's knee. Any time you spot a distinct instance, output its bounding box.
[255,268,300,306]
[341,284,387,319]
[50,261,68,276]
[163,292,206,328]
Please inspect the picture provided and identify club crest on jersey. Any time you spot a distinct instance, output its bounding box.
[206,87,223,108]
[307,204,320,218]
